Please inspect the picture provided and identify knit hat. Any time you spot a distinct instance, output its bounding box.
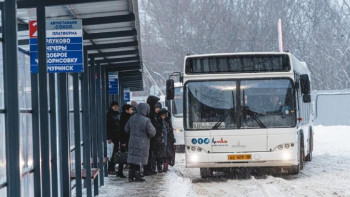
[110,101,119,107]
[155,102,162,109]
[122,104,133,111]
[159,108,168,116]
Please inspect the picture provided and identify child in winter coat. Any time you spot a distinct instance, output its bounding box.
[156,108,176,173]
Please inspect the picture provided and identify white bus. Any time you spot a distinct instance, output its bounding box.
[167,52,314,177]
[169,82,185,151]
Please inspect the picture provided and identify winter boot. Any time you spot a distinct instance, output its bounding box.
[163,162,169,172]
[117,171,126,178]
[117,164,126,178]
[134,170,145,182]
[128,169,135,182]
[157,163,163,173]
[108,161,116,174]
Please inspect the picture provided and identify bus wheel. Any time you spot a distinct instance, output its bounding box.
[305,129,313,161]
[291,144,304,174]
[288,165,300,175]
[290,135,304,175]
[200,168,213,178]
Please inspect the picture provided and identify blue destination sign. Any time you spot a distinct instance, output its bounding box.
[108,72,119,95]
[30,19,83,73]
[124,88,130,102]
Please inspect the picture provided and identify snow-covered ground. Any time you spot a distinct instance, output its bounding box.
[81,126,350,197]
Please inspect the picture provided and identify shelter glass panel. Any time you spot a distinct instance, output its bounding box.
[71,150,75,171]
[70,113,75,147]
[0,43,3,109]
[20,114,33,171]
[0,188,7,197]
[21,173,34,197]
[68,75,75,148]
[18,51,31,109]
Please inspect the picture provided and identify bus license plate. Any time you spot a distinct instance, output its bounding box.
[228,154,252,160]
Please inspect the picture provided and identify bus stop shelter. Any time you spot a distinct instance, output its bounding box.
[0,0,143,196]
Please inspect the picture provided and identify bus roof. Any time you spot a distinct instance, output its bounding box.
[183,51,310,76]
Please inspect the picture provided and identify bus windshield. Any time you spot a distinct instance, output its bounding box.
[185,78,296,130]
[172,87,183,117]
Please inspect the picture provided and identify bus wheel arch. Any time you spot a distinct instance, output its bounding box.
[299,131,305,170]
[305,126,313,161]
[287,132,305,175]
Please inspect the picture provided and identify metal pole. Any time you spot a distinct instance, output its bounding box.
[89,58,99,196]
[101,68,108,177]
[97,64,104,186]
[49,74,58,197]
[105,73,110,115]
[57,73,71,197]
[37,6,51,196]
[73,73,82,196]
[82,49,92,197]
[3,1,21,196]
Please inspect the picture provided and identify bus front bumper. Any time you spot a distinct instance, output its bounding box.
[185,150,298,168]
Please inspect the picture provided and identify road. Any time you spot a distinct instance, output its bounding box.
[79,126,350,197]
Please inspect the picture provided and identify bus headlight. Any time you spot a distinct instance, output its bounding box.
[282,151,292,160]
[190,154,199,163]
[191,147,196,151]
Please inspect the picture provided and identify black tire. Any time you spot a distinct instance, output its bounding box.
[200,168,213,178]
[305,129,313,161]
[289,135,304,174]
[300,137,304,170]
[288,165,300,175]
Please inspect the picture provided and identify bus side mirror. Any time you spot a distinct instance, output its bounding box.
[300,74,310,94]
[166,79,175,100]
[303,94,311,103]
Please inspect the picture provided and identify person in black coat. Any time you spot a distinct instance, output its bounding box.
[156,109,176,173]
[106,101,121,175]
[120,104,134,149]
[144,95,161,175]
[110,104,134,178]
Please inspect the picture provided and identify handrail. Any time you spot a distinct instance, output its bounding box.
[70,141,84,152]
[0,182,7,190]
[22,168,35,177]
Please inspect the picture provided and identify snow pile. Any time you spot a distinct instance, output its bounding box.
[313,125,350,157]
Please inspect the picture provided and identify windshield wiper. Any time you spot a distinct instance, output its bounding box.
[212,91,236,130]
[212,108,235,129]
[212,121,223,130]
[242,106,267,128]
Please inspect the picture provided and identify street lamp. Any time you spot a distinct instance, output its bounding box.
[149,70,166,82]
[143,64,164,96]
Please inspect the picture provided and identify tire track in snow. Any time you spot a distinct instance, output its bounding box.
[252,176,284,197]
